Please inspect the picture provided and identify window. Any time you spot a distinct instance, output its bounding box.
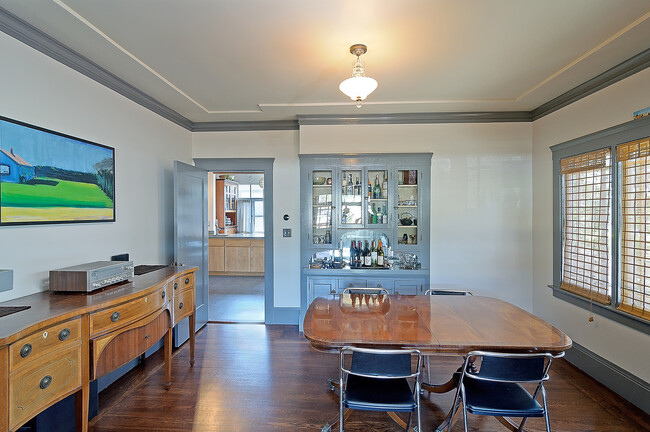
[551,119,650,333]
[0,164,9,175]
[237,183,264,234]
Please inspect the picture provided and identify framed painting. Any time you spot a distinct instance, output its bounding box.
[0,115,115,225]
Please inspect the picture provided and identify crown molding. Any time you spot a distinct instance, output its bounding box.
[0,6,194,130]
[532,48,650,121]
[1,5,648,131]
[191,120,298,132]
[297,111,532,126]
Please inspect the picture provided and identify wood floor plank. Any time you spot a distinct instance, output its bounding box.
[90,324,650,432]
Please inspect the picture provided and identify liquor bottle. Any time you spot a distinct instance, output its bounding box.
[377,206,382,224]
[383,210,388,224]
[364,241,371,267]
[342,176,347,195]
[382,174,388,199]
[373,174,381,199]
[368,178,372,198]
[355,177,360,195]
[347,174,354,195]
[371,203,377,224]
[377,240,385,267]
[350,241,356,268]
[371,241,378,267]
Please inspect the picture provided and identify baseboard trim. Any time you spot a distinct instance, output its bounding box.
[267,307,300,325]
[565,341,650,414]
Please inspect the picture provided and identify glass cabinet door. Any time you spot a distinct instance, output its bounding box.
[312,169,333,245]
[367,169,389,226]
[397,169,419,246]
[340,169,363,227]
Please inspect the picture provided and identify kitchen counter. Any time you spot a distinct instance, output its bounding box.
[209,233,264,239]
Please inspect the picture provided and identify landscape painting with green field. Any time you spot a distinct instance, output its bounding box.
[0,116,115,225]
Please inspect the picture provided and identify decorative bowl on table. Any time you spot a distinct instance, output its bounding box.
[313,176,326,185]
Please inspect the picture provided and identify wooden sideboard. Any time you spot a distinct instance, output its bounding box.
[0,266,197,432]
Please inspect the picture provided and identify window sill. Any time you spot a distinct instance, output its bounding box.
[548,285,649,335]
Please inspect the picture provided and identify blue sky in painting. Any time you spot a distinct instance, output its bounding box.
[0,119,113,173]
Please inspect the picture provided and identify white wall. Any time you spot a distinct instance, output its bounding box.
[301,123,535,309]
[192,130,301,307]
[532,67,650,381]
[0,33,192,301]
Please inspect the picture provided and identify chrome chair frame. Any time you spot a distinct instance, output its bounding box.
[448,351,558,432]
[338,346,422,432]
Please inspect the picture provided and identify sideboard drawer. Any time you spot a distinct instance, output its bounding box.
[90,285,167,337]
[9,345,82,431]
[91,309,170,380]
[173,273,194,294]
[9,317,81,371]
[173,289,194,326]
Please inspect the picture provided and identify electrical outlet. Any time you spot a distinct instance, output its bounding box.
[283,228,292,238]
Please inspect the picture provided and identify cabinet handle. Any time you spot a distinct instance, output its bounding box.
[185,277,190,285]
[20,343,32,358]
[111,312,120,322]
[58,328,71,341]
[40,375,52,390]
[162,291,166,299]
[174,282,178,290]
[145,334,150,339]
[179,302,184,310]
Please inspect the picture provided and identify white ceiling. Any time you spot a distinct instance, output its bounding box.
[1,0,649,124]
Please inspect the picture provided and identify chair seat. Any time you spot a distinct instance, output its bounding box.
[345,375,416,412]
[463,377,545,417]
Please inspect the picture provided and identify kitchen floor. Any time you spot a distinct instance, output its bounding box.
[208,275,264,322]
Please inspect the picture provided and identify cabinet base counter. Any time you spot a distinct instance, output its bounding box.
[0,266,197,432]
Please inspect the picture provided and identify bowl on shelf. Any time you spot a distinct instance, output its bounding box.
[313,176,326,185]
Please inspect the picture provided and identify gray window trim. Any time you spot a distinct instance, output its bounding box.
[551,115,650,334]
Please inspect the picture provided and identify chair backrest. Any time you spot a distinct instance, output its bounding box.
[424,289,473,296]
[341,346,421,379]
[464,351,554,383]
[342,287,390,295]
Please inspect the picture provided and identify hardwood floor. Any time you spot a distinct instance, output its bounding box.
[90,324,650,432]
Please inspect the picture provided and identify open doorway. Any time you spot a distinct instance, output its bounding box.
[208,171,265,323]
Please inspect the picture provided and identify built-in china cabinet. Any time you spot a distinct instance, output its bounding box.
[299,154,432,327]
[215,178,238,234]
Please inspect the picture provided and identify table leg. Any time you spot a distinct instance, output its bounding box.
[164,329,172,389]
[75,385,89,432]
[189,312,195,367]
[420,376,456,394]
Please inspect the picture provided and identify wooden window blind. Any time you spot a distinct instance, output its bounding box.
[560,149,612,304]
[617,137,650,320]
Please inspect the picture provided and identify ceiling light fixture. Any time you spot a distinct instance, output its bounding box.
[339,44,378,108]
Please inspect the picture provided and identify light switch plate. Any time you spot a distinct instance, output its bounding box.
[283,228,292,237]
[0,269,13,293]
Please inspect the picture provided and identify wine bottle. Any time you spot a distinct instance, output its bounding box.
[350,241,356,268]
[382,174,388,199]
[368,178,372,198]
[364,241,371,267]
[371,241,378,267]
[371,203,377,224]
[355,177,360,195]
[377,239,384,266]
[373,174,381,199]
[356,239,362,268]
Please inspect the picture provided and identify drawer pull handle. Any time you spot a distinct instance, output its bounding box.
[179,302,184,310]
[20,343,32,358]
[58,328,71,341]
[111,312,120,322]
[162,291,166,299]
[174,282,178,290]
[184,277,190,285]
[145,334,150,339]
[40,375,52,390]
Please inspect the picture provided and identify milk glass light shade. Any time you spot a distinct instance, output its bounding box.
[339,76,378,102]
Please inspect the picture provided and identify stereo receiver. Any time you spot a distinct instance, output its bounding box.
[49,261,134,293]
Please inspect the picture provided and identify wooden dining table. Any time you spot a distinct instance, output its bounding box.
[303,293,572,431]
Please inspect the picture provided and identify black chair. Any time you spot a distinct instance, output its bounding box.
[325,346,422,432]
[447,351,557,432]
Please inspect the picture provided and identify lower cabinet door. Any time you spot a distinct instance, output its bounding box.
[9,345,82,431]
[91,309,170,380]
[394,279,425,295]
[308,278,337,303]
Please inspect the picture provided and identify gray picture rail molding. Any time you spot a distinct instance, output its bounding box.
[1,6,649,131]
